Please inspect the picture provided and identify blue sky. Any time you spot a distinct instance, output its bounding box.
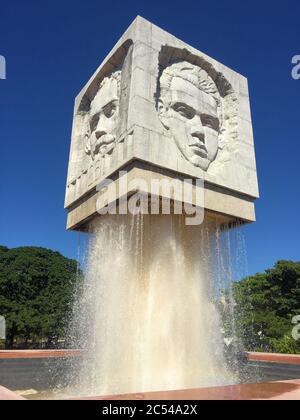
[0,0,299,276]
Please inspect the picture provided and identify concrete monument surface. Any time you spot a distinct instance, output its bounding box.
[65,16,259,230]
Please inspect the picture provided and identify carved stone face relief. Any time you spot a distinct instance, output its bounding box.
[158,62,222,171]
[85,71,121,159]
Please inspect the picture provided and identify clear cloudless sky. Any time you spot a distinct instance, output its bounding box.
[0,0,299,276]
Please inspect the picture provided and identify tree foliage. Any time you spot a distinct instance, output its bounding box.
[231,260,300,354]
[0,245,79,348]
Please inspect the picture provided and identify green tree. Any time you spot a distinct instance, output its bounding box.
[232,260,300,354]
[0,245,80,349]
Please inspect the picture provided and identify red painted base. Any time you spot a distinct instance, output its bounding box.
[0,386,25,400]
[0,380,300,400]
[66,380,300,400]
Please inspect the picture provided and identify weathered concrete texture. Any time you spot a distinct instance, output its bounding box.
[65,16,259,230]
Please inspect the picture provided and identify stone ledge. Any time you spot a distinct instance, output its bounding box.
[0,350,82,359]
[247,352,300,365]
[66,380,300,400]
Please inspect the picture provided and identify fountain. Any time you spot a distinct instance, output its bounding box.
[64,16,259,397]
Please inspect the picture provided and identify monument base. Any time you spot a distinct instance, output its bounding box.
[66,162,256,231]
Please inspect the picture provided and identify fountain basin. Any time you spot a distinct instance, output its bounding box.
[0,350,299,400]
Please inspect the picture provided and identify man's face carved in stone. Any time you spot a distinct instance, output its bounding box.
[85,73,120,158]
[158,65,221,171]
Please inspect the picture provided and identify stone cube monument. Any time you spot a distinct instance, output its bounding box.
[65,16,258,230]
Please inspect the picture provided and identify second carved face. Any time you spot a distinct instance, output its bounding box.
[85,71,121,159]
[158,62,221,171]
